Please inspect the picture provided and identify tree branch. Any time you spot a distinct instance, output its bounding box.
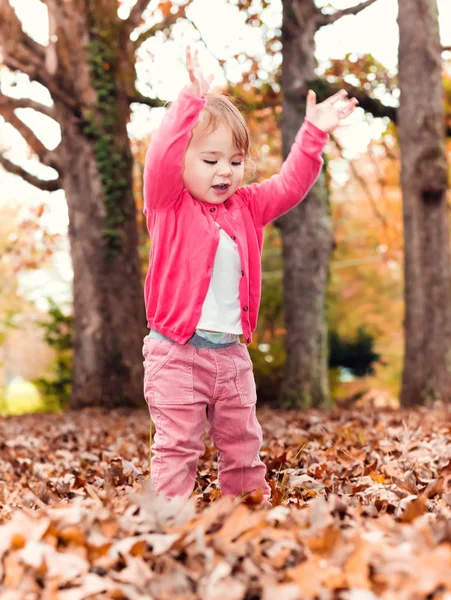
[316,0,379,29]
[128,92,164,108]
[0,154,61,191]
[2,57,78,110]
[0,2,78,110]
[133,4,186,50]
[330,132,387,228]
[0,0,46,78]
[340,86,397,122]
[312,81,451,136]
[0,92,55,119]
[443,45,451,52]
[126,0,151,33]
[0,94,61,170]
[0,112,45,162]
[0,96,47,158]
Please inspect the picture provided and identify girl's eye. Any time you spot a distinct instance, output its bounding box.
[203,160,243,166]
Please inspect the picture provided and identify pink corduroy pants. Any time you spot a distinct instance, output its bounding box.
[142,336,270,502]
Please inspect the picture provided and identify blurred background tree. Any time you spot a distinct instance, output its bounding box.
[397,0,451,406]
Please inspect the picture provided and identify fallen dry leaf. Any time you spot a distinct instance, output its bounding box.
[0,402,450,598]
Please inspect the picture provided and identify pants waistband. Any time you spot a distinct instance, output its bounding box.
[149,329,240,349]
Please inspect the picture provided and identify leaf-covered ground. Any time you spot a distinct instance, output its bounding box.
[0,402,450,599]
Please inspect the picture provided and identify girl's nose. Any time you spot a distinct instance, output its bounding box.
[217,163,232,176]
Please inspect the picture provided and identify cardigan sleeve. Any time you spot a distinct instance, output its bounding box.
[237,119,329,226]
[143,87,206,214]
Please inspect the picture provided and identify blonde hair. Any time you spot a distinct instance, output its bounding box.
[198,93,251,159]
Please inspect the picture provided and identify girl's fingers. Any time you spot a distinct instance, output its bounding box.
[338,104,358,120]
[328,89,349,105]
[187,46,193,67]
[186,46,212,94]
[194,48,200,70]
[186,47,195,80]
[307,89,316,107]
[335,96,358,113]
[343,99,359,114]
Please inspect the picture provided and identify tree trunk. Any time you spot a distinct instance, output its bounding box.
[398,0,451,405]
[274,0,333,409]
[51,2,146,408]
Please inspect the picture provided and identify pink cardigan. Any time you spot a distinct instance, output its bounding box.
[143,87,329,345]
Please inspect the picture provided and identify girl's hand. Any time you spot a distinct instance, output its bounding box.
[186,46,214,97]
[305,89,359,133]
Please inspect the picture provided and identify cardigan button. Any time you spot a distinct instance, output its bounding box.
[231,235,236,240]
[209,207,216,212]
[247,338,251,344]
[243,306,248,311]
[241,270,244,276]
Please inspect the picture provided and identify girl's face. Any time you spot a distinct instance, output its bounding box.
[183,121,245,205]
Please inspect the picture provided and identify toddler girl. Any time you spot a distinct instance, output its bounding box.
[142,47,358,504]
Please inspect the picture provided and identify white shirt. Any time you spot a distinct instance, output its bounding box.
[197,222,243,335]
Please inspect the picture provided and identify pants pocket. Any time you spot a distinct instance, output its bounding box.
[231,345,257,406]
[143,338,194,405]
[143,337,179,376]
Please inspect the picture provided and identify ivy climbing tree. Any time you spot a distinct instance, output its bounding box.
[0,0,185,408]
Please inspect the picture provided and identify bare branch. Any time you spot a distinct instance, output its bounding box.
[311,81,451,136]
[286,80,398,122]
[126,0,151,33]
[134,4,186,50]
[0,92,55,119]
[331,132,387,228]
[342,86,397,122]
[3,57,78,109]
[0,94,61,171]
[443,45,451,53]
[0,110,46,161]
[128,92,164,108]
[0,95,48,158]
[0,0,46,77]
[0,3,77,110]
[44,148,62,172]
[0,154,61,191]
[316,0,379,29]
[179,13,231,85]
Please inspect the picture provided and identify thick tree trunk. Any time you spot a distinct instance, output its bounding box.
[51,2,145,408]
[60,111,145,408]
[398,0,451,405]
[274,1,333,409]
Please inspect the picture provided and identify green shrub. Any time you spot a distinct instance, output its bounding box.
[329,327,380,377]
[33,299,73,411]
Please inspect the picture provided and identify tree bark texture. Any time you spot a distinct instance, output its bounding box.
[0,0,147,408]
[274,0,333,409]
[58,2,147,408]
[398,0,451,405]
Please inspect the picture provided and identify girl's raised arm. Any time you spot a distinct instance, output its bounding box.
[143,48,213,215]
[239,89,358,226]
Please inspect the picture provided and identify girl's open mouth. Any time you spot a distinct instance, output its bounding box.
[212,184,230,195]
